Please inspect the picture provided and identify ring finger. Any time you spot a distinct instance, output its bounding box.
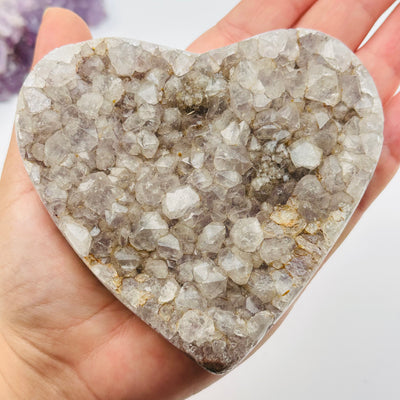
[295,0,396,50]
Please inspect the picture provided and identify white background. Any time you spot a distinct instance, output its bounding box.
[0,1,399,399]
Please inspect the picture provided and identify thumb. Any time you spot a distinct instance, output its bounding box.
[33,7,92,65]
[0,8,92,207]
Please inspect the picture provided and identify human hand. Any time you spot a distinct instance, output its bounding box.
[0,9,215,400]
[0,3,399,400]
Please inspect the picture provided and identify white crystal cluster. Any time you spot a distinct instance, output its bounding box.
[16,29,383,373]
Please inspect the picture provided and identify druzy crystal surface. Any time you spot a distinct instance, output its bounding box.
[16,29,384,373]
[0,0,105,101]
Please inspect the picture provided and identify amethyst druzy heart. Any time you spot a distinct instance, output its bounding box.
[16,29,383,373]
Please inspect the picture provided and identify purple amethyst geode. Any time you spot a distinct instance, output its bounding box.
[0,0,106,101]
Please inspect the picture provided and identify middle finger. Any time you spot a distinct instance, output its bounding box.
[187,0,318,53]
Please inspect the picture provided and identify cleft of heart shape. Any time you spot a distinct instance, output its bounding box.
[15,28,384,373]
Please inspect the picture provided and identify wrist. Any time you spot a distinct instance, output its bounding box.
[0,377,18,400]
[0,331,22,400]
[0,327,96,400]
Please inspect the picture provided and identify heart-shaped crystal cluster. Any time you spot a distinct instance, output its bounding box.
[16,29,383,373]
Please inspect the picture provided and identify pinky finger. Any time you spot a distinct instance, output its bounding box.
[356,4,400,104]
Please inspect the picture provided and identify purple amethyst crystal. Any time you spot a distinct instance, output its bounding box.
[0,0,106,101]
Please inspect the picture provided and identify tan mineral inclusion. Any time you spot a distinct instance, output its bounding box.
[15,29,384,373]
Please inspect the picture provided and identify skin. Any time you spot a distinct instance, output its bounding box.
[0,2,399,399]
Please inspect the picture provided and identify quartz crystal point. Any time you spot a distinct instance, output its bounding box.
[15,29,384,373]
[0,0,106,101]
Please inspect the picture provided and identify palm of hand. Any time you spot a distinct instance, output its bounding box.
[1,152,211,400]
[0,3,399,400]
